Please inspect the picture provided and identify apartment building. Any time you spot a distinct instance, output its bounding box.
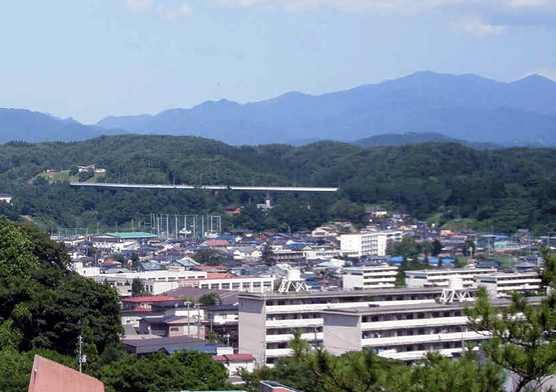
[477,271,542,297]
[238,287,444,366]
[340,231,402,257]
[405,268,497,289]
[322,301,484,363]
[342,265,399,289]
[405,268,542,297]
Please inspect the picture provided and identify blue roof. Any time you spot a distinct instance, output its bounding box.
[428,258,455,264]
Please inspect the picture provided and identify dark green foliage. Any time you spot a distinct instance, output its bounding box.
[193,248,225,266]
[131,278,144,297]
[0,219,123,357]
[466,251,556,392]
[242,330,503,392]
[0,348,77,392]
[0,135,556,233]
[98,350,232,392]
[199,293,220,306]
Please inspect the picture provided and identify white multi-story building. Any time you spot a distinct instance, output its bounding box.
[322,301,484,363]
[193,275,274,293]
[405,268,497,289]
[405,268,542,297]
[88,267,274,296]
[340,231,402,257]
[238,287,444,366]
[342,265,399,289]
[91,268,208,296]
[477,271,541,297]
[322,294,544,364]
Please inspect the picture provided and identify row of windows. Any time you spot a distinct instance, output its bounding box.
[266,313,320,321]
[267,326,322,335]
[372,339,483,354]
[362,310,462,323]
[200,281,272,289]
[265,293,438,306]
[362,326,467,339]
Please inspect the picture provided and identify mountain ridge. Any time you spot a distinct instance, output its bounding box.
[1,71,555,147]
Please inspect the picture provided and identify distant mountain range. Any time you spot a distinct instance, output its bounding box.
[352,132,501,149]
[2,71,556,147]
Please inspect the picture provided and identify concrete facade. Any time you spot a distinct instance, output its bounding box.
[340,231,401,257]
[238,287,444,366]
[342,265,399,289]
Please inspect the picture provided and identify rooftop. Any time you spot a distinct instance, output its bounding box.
[106,231,158,239]
[122,296,181,303]
[238,287,445,300]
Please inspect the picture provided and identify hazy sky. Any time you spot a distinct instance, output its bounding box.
[0,0,553,123]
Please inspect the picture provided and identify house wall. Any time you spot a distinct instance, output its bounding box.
[225,360,256,376]
[28,355,104,392]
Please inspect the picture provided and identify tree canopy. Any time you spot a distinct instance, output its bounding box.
[466,250,556,392]
[241,330,504,392]
[0,218,123,361]
[0,135,556,233]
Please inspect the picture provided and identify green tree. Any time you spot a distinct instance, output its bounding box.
[130,253,140,270]
[431,239,443,257]
[98,350,232,392]
[466,250,556,392]
[243,329,504,392]
[0,220,124,358]
[193,249,225,266]
[199,293,221,306]
[80,318,100,375]
[131,278,144,297]
[462,239,476,256]
[0,348,76,392]
[261,243,275,265]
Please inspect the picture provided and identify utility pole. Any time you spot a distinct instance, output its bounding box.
[78,335,83,373]
[187,302,191,337]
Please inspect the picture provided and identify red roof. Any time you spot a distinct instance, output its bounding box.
[207,272,234,279]
[205,239,230,246]
[196,265,226,271]
[122,296,180,303]
[213,353,255,362]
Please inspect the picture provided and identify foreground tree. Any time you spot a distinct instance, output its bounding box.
[466,250,556,392]
[242,330,503,392]
[98,350,232,392]
[0,218,124,360]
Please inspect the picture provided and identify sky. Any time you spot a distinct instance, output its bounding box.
[0,0,553,124]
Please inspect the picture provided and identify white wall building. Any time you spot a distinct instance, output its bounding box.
[238,287,444,366]
[342,265,399,289]
[340,231,402,258]
[405,268,497,289]
[322,300,485,363]
[90,268,274,296]
[477,271,542,297]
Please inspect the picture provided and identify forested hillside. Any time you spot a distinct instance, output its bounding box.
[1,135,555,233]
